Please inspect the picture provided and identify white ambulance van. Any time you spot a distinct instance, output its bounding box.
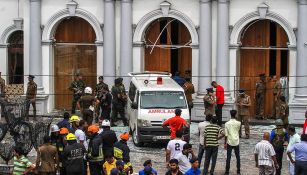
[127,72,190,146]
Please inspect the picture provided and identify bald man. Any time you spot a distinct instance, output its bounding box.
[254,132,279,175]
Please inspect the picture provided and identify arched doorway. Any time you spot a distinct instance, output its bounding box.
[144,18,192,76]
[239,20,289,118]
[54,17,97,110]
[7,30,24,84]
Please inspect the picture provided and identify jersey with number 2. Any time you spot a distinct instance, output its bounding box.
[167,139,187,159]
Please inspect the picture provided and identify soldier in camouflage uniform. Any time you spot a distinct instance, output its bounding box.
[203,88,216,116]
[25,75,37,121]
[111,78,128,126]
[255,74,266,119]
[95,76,109,119]
[236,89,251,139]
[276,96,289,128]
[272,77,282,119]
[69,73,86,114]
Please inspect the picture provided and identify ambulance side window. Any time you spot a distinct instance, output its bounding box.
[129,82,136,102]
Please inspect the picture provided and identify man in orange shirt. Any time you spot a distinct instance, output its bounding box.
[162,109,189,140]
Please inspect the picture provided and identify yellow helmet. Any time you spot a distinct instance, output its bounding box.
[70,115,80,123]
[66,133,76,141]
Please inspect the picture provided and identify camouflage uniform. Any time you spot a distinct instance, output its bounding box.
[69,79,86,114]
[203,94,215,116]
[95,82,109,119]
[277,101,289,127]
[26,80,37,120]
[111,79,127,126]
[255,79,265,119]
[183,81,195,116]
[272,80,282,119]
[236,94,251,137]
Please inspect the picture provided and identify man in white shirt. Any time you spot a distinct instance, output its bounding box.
[224,110,241,175]
[254,132,279,175]
[197,114,212,167]
[166,131,187,164]
[287,126,301,175]
[74,119,89,150]
[174,143,195,174]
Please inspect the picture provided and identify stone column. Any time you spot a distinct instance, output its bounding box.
[103,0,116,85]
[29,0,42,88]
[120,0,133,87]
[216,0,230,92]
[198,0,212,94]
[296,0,307,96]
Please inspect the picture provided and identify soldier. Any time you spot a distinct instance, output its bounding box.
[277,96,289,128]
[203,88,215,116]
[69,73,86,114]
[78,87,97,125]
[95,76,110,120]
[111,78,128,126]
[272,77,282,119]
[98,89,112,121]
[236,89,251,139]
[255,73,266,119]
[25,75,37,121]
[182,77,195,116]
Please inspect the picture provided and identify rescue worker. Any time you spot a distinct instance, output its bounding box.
[70,115,80,133]
[114,132,133,174]
[99,119,118,157]
[111,77,128,126]
[95,76,109,119]
[63,133,86,175]
[203,88,216,116]
[183,76,195,117]
[50,124,60,146]
[59,127,69,175]
[277,96,289,128]
[78,87,97,125]
[69,73,86,114]
[36,135,59,175]
[255,73,266,119]
[87,125,104,175]
[236,89,251,139]
[272,77,282,119]
[25,75,37,121]
[269,119,289,175]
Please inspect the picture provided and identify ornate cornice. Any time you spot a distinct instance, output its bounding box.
[0,23,23,44]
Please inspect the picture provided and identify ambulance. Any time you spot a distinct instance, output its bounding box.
[127,72,190,146]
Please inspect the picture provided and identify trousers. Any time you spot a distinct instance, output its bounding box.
[215,104,223,126]
[203,146,218,175]
[225,144,240,174]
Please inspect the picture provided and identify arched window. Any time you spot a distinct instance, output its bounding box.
[7,31,24,84]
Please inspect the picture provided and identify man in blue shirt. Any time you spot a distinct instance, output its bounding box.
[57,112,73,132]
[184,158,201,175]
[139,160,157,175]
[287,134,307,175]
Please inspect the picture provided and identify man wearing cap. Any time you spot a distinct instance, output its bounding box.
[203,88,216,117]
[255,74,266,119]
[87,125,104,175]
[58,127,69,175]
[25,75,37,121]
[183,76,195,116]
[69,73,86,114]
[114,132,133,173]
[211,81,224,126]
[111,77,128,126]
[63,133,86,175]
[162,109,189,140]
[236,89,251,139]
[78,87,97,125]
[99,119,118,157]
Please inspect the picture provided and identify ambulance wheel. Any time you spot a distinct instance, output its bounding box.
[132,129,143,147]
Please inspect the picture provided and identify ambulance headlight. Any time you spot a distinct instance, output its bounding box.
[137,119,152,127]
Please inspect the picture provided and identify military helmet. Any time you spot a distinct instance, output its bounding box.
[70,115,80,123]
[66,133,76,141]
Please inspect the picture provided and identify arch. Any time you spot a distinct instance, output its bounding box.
[133,9,198,45]
[0,25,22,44]
[230,11,296,47]
[42,8,103,42]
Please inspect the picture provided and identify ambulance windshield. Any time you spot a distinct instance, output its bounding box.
[140,91,187,109]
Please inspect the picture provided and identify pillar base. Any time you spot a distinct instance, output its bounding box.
[289,94,307,124]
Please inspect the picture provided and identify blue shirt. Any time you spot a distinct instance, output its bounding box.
[288,141,307,161]
[269,129,289,142]
[57,119,73,132]
[184,168,201,175]
[138,168,157,175]
[172,76,186,87]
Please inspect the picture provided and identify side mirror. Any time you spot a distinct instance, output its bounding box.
[131,102,138,109]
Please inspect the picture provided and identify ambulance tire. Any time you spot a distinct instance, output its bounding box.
[132,128,143,147]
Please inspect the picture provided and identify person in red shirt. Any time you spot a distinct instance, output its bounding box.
[211,81,224,126]
[162,109,189,139]
[303,111,307,135]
